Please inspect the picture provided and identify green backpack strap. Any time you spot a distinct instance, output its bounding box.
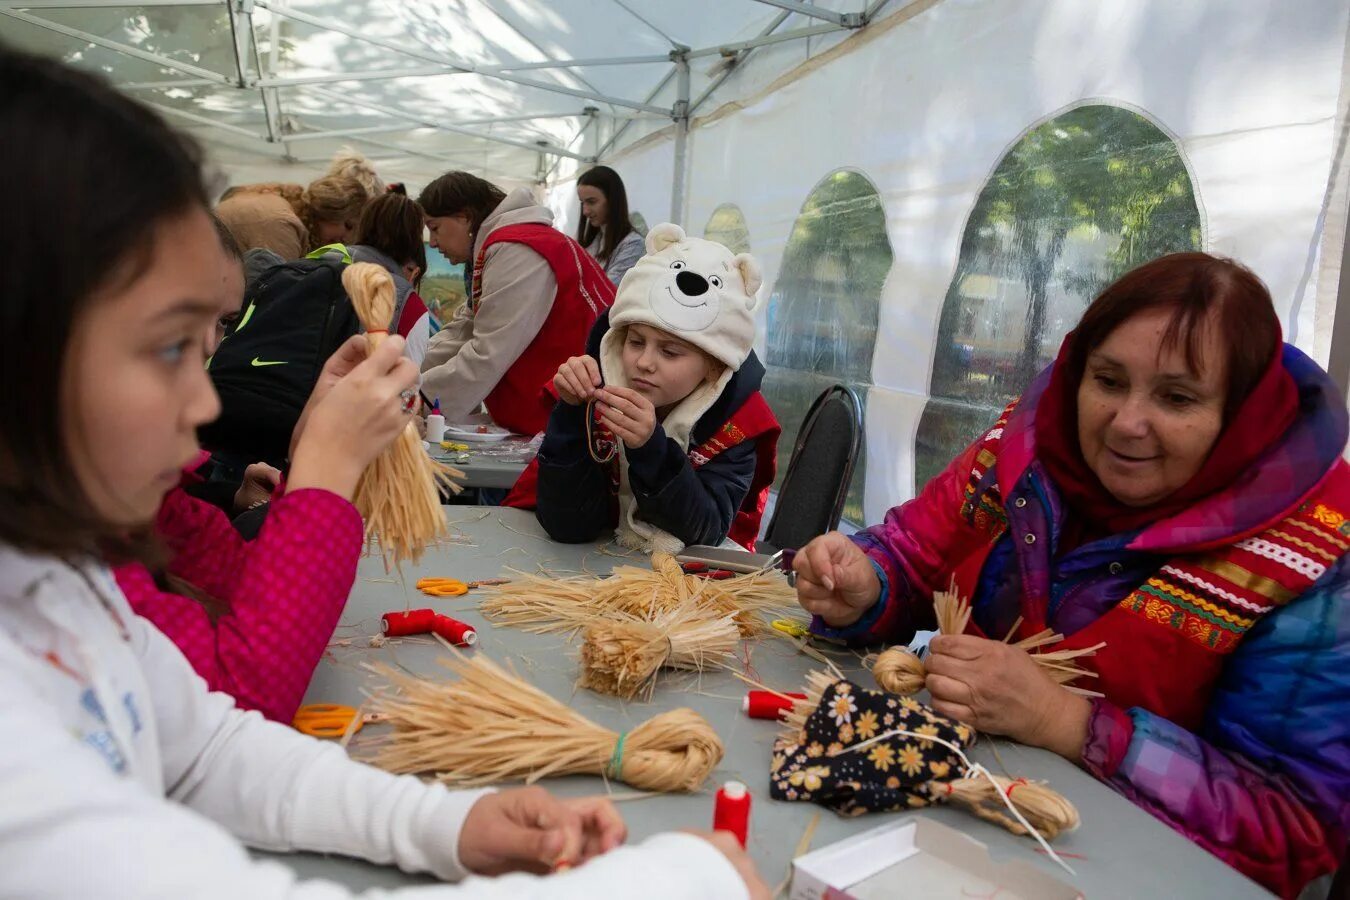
[306,243,353,263]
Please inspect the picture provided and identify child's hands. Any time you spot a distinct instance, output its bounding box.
[288,336,418,500]
[232,462,281,512]
[794,532,882,627]
[458,788,627,876]
[595,386,657,449]
[554,355,602,406]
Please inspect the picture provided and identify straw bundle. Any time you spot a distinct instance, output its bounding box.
[871,583,1104,697]
[579,600,741,700]
[942,774,1080,840]
[481,552,794,637]
[361,652,723,792]
[781,670,1079,844]
[342,263,461,568]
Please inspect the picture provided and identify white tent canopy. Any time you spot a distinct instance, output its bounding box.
[0,0,888,192]
[6,0,1349,523]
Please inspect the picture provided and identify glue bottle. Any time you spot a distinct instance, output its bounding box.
[713,780,751,847]
[426,397,446,443]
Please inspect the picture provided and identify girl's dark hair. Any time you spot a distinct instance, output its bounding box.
[355,193,428,288]
[0,46,208,560]
[417,171,506,244]
[211,212,243,261]
[1066,252,1281,421]
[576,165,634,264]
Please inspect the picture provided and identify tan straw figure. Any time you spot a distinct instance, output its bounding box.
[342,263,460,568]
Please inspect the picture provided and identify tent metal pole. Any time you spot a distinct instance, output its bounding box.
[486,54,671,72]
[689,10,791,115]
[284,113,588,143]
[228,0,278,143]
[686,21,845,59]
[0,7,232,83]
[305,85,595,163]
[250,1,665,114]
[142,99,269,140]
[118,77,221,91]
[669,52,691,226]
[594,68,677,160]
[1329,205,1350,398]
[0,0,217,6]
[745,0,862,28]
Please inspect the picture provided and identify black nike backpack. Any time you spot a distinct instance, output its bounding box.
[200,246,360,471]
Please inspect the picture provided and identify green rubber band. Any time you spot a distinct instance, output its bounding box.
[607,731,628,780]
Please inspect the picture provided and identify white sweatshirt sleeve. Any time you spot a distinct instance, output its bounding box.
[0,607,749,899]
[418,243,557,422]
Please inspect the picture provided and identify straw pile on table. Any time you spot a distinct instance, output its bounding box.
[579,600,741,700]
[343,263,461,568]
[361,652,723,792]
[481,552,794,637]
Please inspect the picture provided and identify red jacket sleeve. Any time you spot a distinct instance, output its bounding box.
[115,487,362,722]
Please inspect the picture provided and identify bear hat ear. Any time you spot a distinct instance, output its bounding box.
[646,222,685,255]
[732,252,763,309]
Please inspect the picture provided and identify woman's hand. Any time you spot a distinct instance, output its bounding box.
[793,532,882,628]
[925,634,1092,762]
[595,386,657,449]
[683,831,770,900]
[458,788,627,876]
[287,336,418,500]
[232,462,281,513]
[554,355,602,406]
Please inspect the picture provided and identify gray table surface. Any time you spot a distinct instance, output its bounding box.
[263,507,1271,898]
[429,436,538,490]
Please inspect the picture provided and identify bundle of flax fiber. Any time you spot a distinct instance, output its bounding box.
[871,581,1105,698]
[342,263,461,568]
[361,652,723,792]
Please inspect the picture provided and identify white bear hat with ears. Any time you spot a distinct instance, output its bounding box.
[597,222,765,553]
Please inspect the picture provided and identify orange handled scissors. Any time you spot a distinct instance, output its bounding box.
[293,703,364,739]
[416,577,469,597]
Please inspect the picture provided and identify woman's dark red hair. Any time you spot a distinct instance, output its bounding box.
[1064,252,1281,419]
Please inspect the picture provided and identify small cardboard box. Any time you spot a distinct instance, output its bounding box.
[789,816,1082,900]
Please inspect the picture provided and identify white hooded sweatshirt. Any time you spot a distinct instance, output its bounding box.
[0,543,747,899]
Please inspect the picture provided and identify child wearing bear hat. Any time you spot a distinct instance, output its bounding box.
[504,223,780,553]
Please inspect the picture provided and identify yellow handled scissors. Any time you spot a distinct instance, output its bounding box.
[293,703,363,739]
[416,577,469,597]
[771,618,811,639]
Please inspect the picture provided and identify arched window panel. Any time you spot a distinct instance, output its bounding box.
[704,203,752,254]
[914,104,1202,489]
[764,170,893,525]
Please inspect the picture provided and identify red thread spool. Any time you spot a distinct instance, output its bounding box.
[382,609,437,636]
[713,781,751,848]
[742,690,807,720]
[432,614,478,646]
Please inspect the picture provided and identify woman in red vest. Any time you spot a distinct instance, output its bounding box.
[794,253,1350,897]
[418,172,615,435]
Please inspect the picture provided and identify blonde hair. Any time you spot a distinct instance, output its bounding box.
[326,147,385,198]
[302,174,368,242]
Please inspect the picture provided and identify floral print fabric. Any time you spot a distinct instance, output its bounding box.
[770,679,975,817]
